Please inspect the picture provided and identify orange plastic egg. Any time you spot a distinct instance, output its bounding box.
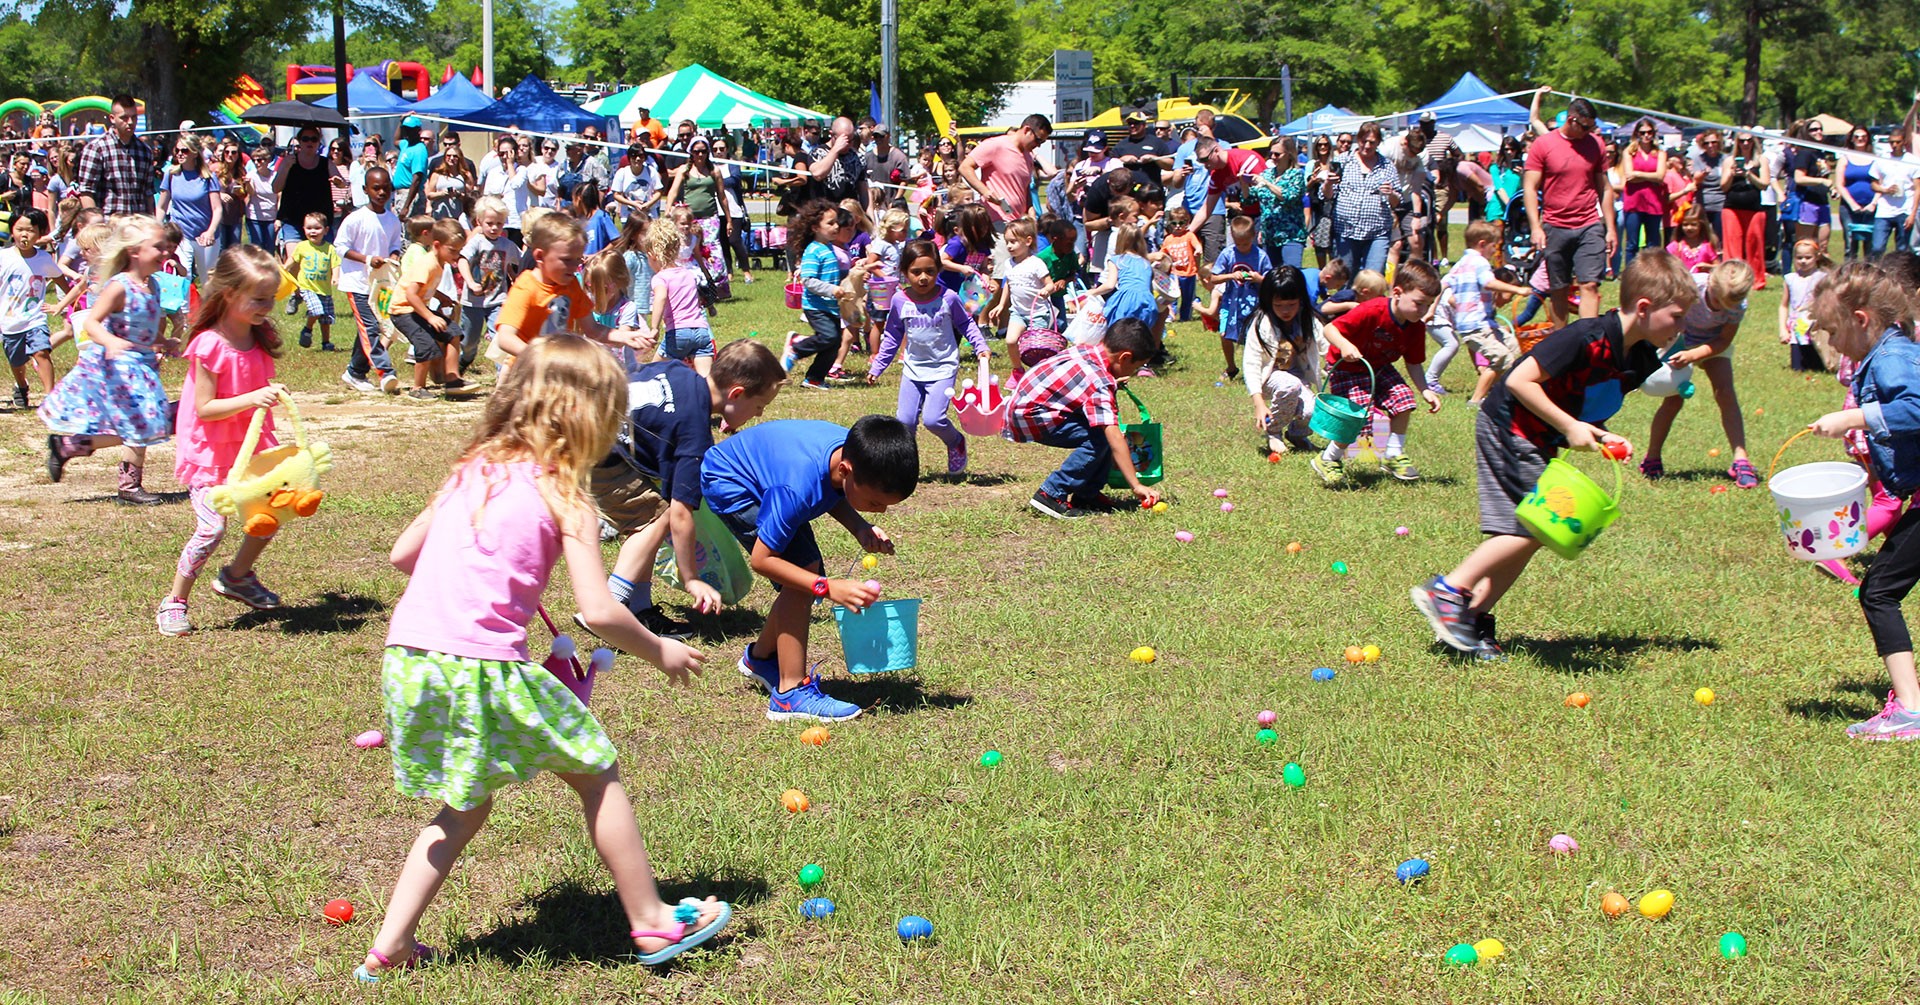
[781,788,810,813]
[1600,891,1630,918]
[1286,541,1304,554]
[800,727,830,746]
[1343,645,1364,663]
[1565,692,1591,708]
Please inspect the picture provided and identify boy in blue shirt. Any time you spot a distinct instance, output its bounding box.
[1202,216,1271,383]
[702,415,920,722]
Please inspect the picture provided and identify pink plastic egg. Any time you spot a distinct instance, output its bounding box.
[1548,833,1578,854]
[1174,530,1195,543]
[1213,489,1230,498]
[864,579,881,594]
[353,729,385,749]
[1220,502,1234,513]
[1395,526,1410,537]
[1256,709,1276,726]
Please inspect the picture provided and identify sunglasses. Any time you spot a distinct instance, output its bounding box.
[297,135,319,143]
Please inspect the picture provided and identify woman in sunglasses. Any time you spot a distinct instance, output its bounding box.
[1616,118,1668,271]
[272,128,347,252]
[157,140,228,282]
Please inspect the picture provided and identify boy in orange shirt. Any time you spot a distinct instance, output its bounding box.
[389,218,468,398]
[494,214,611,357]
[1162,205,1202,322]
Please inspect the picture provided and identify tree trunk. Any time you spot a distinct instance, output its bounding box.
[1777,80,1799,130]
[1740,0,1761,126]
[142,20,181,132]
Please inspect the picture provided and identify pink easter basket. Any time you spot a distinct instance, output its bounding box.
[948,377,1009,437]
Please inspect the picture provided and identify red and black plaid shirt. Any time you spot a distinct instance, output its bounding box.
[77,134,156,217]
[1007,343,1119,442]
[1487,312,1656,450]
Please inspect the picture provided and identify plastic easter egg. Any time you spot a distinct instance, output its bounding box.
[1719,931,1748,959]
[1330,561,1349,575]
[1473,938,1506,962]
[1565,692,1591,708]
[800,726,830,746]
[1214,488,1229,498]
[1255,728,1278,745]
[1311,667,1336,682]
[1442,943,1479,968]
[1286,541,1303,553]
[1395,526,1410,536]
[1152,501,1169,512]
[1256,709,1277,726]
[1268,452,1282,463]
[1639,888,1675,919]
[800,897,836,918]
[979,749,1003,768]
[322,898,354,925]
[1396,858,1430,883]
[1174,530,1195,543]
[862,553,879,571]
[1708,448,1722,458]
[1344,645,1364,663]
[864,579,881,594]
[1130,646,1157,664]
[1220,502,1234,513]
[798,864,825,889]
[353,729,385,749]
[1282,762,1305,788]
[1600,439,1631,461]
[781,788,810,813]
[1548,833,1578,854]
[1361,644,1381,663]
[1600,891,1630,918]
[1695,687,1715,706]
[897,915,934,941]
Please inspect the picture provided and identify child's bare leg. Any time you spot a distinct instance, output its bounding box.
[1471,367,1498,402]
[556,766,721,948]
[319,320,332,344]
[224,531,273,579]
[30,351,53,393]
[755,575,818,692]
[1698,356,1747,460]
[613,514,671,588]
[1388,410,1412,435]
[440,342,460,383]
[692,354,711,378]
[365,800,493,971]
[413,360,431,389]
[1445,534,1543,615]
[1220,338,1236,371]
[1643,394,1686,462]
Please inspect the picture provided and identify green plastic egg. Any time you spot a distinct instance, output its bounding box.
[979,749,1003,768]
[1282,762,1305,787]
[798,863,824,889]
[1719,932,1748,959]
[1331,561,1350,575]
[1255,728,1278,745]
[1442,943,1479,968]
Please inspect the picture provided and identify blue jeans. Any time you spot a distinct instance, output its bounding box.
[1622,210,1663,269]
[345,292,393,380]
[460,302,500,372]
[1336,235,1389,276]
[246,218,276,248]
[1872,217,1912,259]
[662,325,716,360]
[1267,239,1305,268]
[1036,416,1113,502]
[1177,275,1195,321]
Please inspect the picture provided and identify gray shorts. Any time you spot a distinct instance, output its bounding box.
[1474,410,1547,538]
[1542,222,1606,289]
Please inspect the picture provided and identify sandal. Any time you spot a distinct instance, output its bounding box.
[632,897,732,966]
[353,942,437,983]
[1729,458,1760,489]
[1639,457,1664,480]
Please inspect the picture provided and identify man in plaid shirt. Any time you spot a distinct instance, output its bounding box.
[1008,319,1163,519]
[76,94,155,217]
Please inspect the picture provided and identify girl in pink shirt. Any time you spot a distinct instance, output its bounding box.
[152,245,288,636]
[1666,209,1719,273]
[357,336,727,983]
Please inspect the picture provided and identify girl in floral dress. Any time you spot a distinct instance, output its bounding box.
[41,215,174,505]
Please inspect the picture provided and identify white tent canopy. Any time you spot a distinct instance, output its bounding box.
[585,64,829,131]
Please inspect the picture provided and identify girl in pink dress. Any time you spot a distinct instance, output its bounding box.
[1665,208,1719,273]
[154,245,289,637]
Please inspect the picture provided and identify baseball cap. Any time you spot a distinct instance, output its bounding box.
[1124,110,1150,124]
[1082,130,1107,151]
[402,115,422,128]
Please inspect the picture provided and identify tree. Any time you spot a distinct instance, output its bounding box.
[1535,0,1730,121]
[1140,0,1386,125]
[1013,0,1155,96]
[562,0,684,88]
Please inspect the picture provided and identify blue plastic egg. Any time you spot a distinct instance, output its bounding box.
[1396,858,1431,884]
[897,914,934,940]
[799,897,836,918]
[1311,667,1336,682]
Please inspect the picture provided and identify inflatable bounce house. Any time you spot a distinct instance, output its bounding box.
[286,60,434,103]
[0,96,145,135]
[210,76,270,136]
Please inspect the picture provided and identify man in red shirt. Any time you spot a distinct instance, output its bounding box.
[1189,137,1266,239]
[958,113,1054,227]
[1523,93,1616,325]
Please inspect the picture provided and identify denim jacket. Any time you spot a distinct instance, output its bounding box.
[1853,328,1920,499]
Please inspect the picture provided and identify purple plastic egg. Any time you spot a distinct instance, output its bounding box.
[1221,502,1234,513]
[1395,526,1410,537]
[1548,833,1578,854]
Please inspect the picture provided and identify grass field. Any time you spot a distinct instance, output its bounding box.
[3,244,1919,1003]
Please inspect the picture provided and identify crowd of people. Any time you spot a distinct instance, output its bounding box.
[13,81,1920,980]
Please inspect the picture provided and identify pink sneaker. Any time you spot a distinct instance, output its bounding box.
[946,439,968,474]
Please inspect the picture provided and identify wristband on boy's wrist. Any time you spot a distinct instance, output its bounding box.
[811,577,830,598]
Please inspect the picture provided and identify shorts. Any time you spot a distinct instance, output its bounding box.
[1797,201,1831,227]
[661,325,716,360]
[1474,410,1548,538]
[299,289,335,322]
[588,458,668,536]
[3,323,51,367]
[715,501,822,575]
[1542,222,1607,289]
[392,312,452,364]
[1460,326,1521,371]
[1327,362,1417,417]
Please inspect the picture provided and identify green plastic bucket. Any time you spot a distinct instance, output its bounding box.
[1309,358,1376,444]
[833,598,920,674]
[1516,456,1624,560]
[1107,384,1165,488]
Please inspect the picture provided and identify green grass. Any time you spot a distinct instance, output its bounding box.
[2,240,1917,1002]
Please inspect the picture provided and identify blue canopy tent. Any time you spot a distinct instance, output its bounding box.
[1411,73,1531,132]
[408,74,495,119]
[343,72,415,115]
[1277,104,1360,136]
[458,75,613,135]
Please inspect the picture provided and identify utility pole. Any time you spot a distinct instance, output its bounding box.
[332,0,349,118]
[483,0,496,97]
[880,0,898,135]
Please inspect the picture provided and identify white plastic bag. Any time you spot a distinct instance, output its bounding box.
[1062,292,1108,346]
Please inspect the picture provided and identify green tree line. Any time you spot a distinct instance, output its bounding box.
[1,0,1913,135]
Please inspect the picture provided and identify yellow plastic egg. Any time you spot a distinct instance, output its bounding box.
[1638,889,1674,919]
[1361,644,1381,663]
[1694,687,1715,706]
[1472,938,1506,962]
[861,554,879,571]
[1152,501,1169,512]
[1130,646,1157,664]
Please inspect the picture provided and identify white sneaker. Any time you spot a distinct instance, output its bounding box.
[379,373,401,394]
[340,371,376,393]
[156,597,193,636]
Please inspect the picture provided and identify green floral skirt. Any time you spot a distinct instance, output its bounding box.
[382,646,618,811]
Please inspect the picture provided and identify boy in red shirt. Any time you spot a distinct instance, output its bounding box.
[1311,259,1442,486]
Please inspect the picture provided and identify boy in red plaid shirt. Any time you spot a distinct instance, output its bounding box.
[1009,319,1164,519]
[1311,259,1443,486]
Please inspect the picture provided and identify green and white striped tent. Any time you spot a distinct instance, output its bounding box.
[585,65,829,131]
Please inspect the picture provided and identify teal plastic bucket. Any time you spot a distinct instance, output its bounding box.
[1309,358,1376,444]
[833,598,921,674]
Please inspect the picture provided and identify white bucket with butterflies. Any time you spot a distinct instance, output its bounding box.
[1768,430,1869,560]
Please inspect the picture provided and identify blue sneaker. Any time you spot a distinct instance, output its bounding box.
[766,676,863,723]
[1411,575,1480,653]
[738,647,780,692]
